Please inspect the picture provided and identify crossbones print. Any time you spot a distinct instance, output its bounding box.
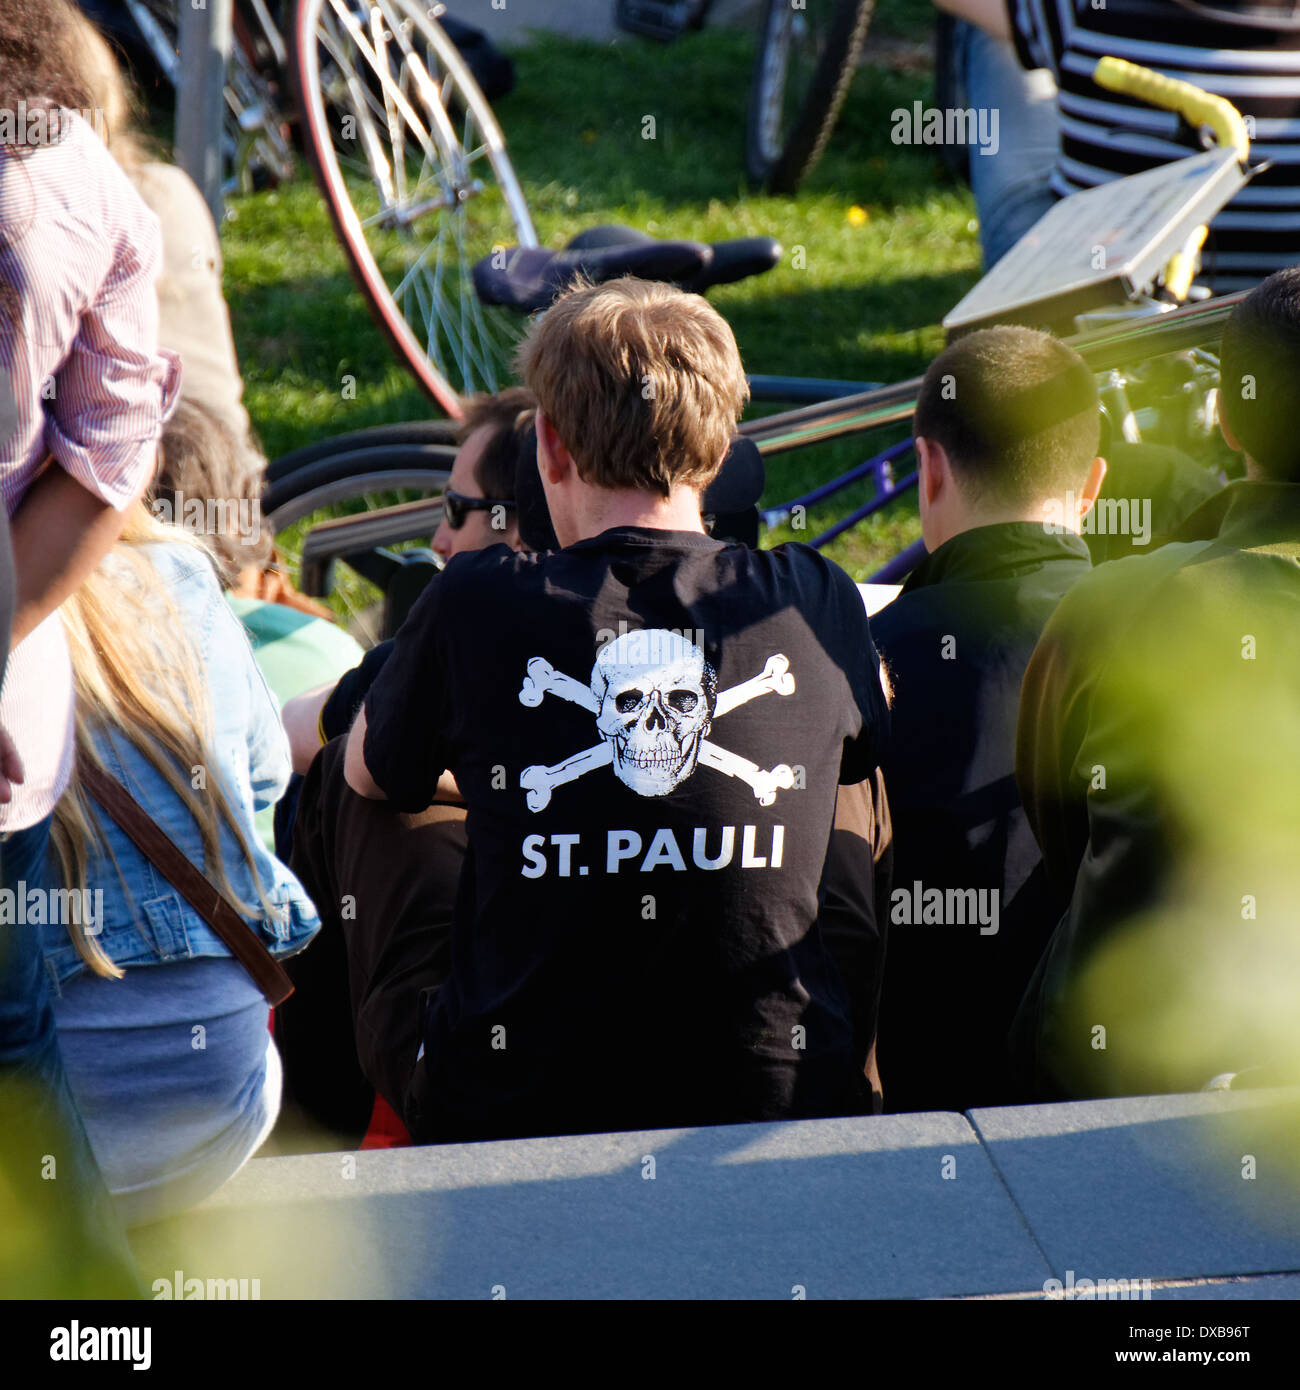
[518,629,796,811]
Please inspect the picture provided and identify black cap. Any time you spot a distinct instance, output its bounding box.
[702,436,765,517]
[513,433,766,551]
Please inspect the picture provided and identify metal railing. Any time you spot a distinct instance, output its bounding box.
[740,291,1246,456]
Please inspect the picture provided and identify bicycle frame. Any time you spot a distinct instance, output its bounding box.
[741,291,1244,458]
[268,50,1256,598]
[272,285,1245,611]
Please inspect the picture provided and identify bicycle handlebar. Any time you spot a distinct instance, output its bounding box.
[1093,56,1250,163]
[1092,57,1250,302]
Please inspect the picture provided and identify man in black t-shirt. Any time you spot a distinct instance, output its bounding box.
[344,278,891,1143]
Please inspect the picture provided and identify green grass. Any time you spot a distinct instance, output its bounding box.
[222,16,979,578]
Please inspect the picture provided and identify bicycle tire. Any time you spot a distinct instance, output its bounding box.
[266,419,460,483]
[289,0,537,416]
[263,442,454,525]
[267,469,450,531]
[745,0,875,194]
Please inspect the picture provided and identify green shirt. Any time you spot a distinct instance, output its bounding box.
[1014,481,1300,1098]
[227,596,365,850]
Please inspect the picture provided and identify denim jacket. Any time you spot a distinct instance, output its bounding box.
[42,543,321,987]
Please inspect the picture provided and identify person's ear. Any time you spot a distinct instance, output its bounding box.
[1078,456,1107,516]
[535,409,572,485]
[915,435,948,508]
[1218,401,1242,457]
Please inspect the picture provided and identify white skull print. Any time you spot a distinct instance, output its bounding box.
[591,629,717,796]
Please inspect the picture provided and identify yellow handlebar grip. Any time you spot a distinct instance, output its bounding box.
[1094,56,1250,163]
[1163,224,1209,303]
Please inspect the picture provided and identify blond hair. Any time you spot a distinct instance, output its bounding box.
[515,277,749,497]
[65,4,152,169]
[51,507,278,979]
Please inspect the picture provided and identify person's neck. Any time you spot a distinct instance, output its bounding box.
[573,486,706,542]
[928,506,1056,552]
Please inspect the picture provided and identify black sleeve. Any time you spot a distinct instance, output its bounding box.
[361,572,453,812]
[830,566,891,786]
[321,639,394,742]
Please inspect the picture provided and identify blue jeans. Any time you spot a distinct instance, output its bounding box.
[953,21,1061,269]
[0,816,141,1297]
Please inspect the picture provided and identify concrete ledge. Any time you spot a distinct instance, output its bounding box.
[970,1089,1300,1287]
[130,1113,1048,1299]
[127,1091,1300,1299]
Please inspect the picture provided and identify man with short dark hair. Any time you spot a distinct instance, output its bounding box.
[344,277,891,1143]
[1014,267,1300,1098]
[872,324,1104,1112]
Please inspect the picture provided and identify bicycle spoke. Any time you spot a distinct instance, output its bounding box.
[297,0,538,401]
[325,0,442,169]
[369,6,409,208]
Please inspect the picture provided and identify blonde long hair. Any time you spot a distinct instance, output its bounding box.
[65,3,154,170]
[51,507,278,979]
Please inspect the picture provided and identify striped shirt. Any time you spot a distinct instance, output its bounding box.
[1008,0,1300,290]
[0,111,181,830]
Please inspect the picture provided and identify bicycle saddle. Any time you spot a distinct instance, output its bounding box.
[473,224,782,314]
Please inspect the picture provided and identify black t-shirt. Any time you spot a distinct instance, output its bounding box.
[361,526,889,1142]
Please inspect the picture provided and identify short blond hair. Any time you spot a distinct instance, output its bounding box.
[516,277,749,496]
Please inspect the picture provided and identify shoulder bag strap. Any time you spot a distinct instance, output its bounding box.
[78,757,295,1006]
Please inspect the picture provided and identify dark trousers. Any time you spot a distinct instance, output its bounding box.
[281,737,465,1136]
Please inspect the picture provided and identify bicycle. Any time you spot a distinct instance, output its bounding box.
[104,0,526,407]
[106,0,297,194]
[288,0,537,415]
[264,56,1256,644]
[745,0,876,193]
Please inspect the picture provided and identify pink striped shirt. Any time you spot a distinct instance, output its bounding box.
[0,111,181,830]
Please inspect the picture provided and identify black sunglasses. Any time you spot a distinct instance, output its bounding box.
[442,489,518,531]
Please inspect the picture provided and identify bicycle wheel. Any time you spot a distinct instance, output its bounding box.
[265,440,451,642]
[745,0,875,193]
[263,438,454,525]
[265,418,459,484]
[290,0,538,415]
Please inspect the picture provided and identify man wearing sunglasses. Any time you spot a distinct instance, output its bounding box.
[432,388,533,563]
[274,388,540,1142]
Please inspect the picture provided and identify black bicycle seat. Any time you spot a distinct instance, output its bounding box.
[682,235,783,294]
[473,224,782,314]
